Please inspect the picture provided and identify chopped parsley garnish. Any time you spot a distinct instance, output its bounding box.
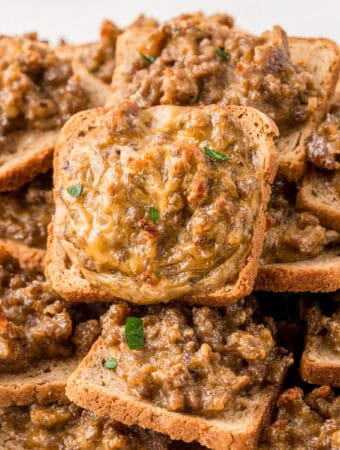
[204,147,230,161]
[148,206,160,224]
[103,357,117,369]
[140,52,156,64]
[125,317,144,350]
[216,47,230,59]
[154,269,161,278]
[67,183,83,198]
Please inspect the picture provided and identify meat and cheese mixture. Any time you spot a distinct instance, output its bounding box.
[307,98,340,170]
[58,102,272,303]
[113,13,317,132]
[259,386,340,449]
[79,19,121,84]
[0,33,88,139]
[307,295,340,354]
[101,298,291,417]
[0,249,102,372]
[0,403,170,450]
[261,180,340,264]
[0,171,53,249]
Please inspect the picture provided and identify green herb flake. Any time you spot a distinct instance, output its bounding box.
[204,147,230,161]
[216,47,230,59]
[103,357,117,369]
[125,317,144,350]
[67,183,83,198]
[140,52,156,64]
[154,269,161,278]
[148,206,160,224]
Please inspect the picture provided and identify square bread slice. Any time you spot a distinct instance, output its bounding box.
[46,103,278,305]
[0,42,111,193]
[255,248,340,292]
[107,19,339,182]
[66,337,284,450]
[297,169,340,232]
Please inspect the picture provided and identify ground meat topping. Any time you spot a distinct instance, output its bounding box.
[0,403,170,449]
[101,299,291,418]
[80,19,121,84]
[307,101,340,170]
[261,180,340,264]
[0,34,89,138]
[0,252,101,372]
[114,13,317,132]
[0,171,53,249]
[59,102,268,303]
[259,386,340,449]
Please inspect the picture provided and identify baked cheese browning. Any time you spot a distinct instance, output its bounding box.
[112,13,317,132]
[307,295,340,355]
[307,99,340,170]
[0,250,101,372]
[259,386,340,449]
[0,34,89,139]
[100,299,291,417]
[261,180,340,264]
[0,171,53,249]
[0,403,171,449]
[57,102,276,303]
[79,19,121,84]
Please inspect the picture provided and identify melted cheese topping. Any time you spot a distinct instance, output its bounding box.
[58,102,266,303]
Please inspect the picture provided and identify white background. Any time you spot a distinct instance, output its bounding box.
[1,0,339,44]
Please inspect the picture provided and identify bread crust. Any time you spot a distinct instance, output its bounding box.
[0,129,58,192]
[66,338,283,450]
[255,249,340,292]
[297,169,340,232]
[300,342,340,387]
[46,104,278,305]
[0,358,79,407]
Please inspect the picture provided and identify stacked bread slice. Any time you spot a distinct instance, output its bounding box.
[0,11,339,450]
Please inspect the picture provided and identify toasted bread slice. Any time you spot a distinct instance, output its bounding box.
[276,37,339,181]
[0,48,110,193]
[301,339,340,387]
[108,23,339,182]
[66,337,283,450]
[0,129,58,192]
[255,247,340,292]
[297,169,340,232]
[0,358,79,407]
[46,103,278,305]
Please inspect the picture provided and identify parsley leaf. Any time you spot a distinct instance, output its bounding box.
[216,47,230,59]
[125,317,144,350]
[103,357,117,369]
[154,269,161,278]
[148,206,160,224]
[67,183,83,198]
[204,147,230,161]
[140,52,156,64]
